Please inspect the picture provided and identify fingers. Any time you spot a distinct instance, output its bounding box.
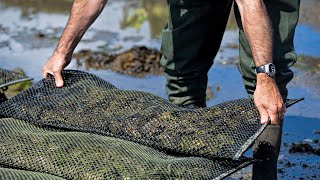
[53,71,64,88]
[253,76,286,125]
[277,103,287,122]
[266,101,286,125]
[255,97,285,125]
[42,67,64,88]
[268,107,279,125]
[257,106,269,124]
[42,51,71,88]
[42,67,49,79]
[258,105,282,125]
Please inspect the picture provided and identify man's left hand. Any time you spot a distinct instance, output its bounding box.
[254,74,286,125]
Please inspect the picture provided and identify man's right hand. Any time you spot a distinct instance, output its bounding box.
[42,51,71,88]
[254,73,286,125]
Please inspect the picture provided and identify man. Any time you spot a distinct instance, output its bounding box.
[42,0,300,179]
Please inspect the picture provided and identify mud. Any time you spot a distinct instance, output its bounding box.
[296,55,320,73]
[299,0,320,30]
[291,55,320,97]
[74,46,163,77]
[313,130,320,135]
[289,142,320,156]
[0,0,72,15]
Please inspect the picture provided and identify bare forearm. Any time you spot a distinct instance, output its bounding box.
[56,0,107,56]
[235,0,272,67]
[236,0,286,125]
[43,0,107,87]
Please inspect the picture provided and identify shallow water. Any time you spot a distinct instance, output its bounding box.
[0,0,319,178]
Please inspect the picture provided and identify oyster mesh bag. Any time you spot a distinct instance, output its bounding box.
[0,166,64,180]
[0,69,302,179]
[0,118,254,179]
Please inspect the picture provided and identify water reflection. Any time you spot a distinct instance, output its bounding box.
[120,0,238,37]
[121,0,168,38]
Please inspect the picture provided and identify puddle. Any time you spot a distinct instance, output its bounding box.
[295,25,320,57]
[0,0,320,178]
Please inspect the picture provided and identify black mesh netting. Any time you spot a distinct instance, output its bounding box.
[0,167,64,180]
[0,118,254,179]
[0,68,33,89]
[0,69,302,179]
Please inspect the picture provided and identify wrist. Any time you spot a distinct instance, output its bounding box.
[54,48,72,59]
[256,73,275,85]
[50,50,72,65]
[255,62,276,78]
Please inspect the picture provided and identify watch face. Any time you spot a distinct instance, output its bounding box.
[255,63,276,77]
[268,63,276,76]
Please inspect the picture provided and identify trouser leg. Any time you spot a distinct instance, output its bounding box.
[160,0,233,107]
[234,0,300,179]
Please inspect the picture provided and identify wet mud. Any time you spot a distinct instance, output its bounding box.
[296,55,320,73]
[289,142,320,156]
[291,55,320,97]
[0,0,72,15]
[299,0,320,30]
[277,137,320,179]
[74,46,163,77]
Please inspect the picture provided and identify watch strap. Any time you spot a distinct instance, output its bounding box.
[255,66,266,73]
[255,63,276,77]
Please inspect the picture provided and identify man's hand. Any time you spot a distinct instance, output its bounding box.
[42,51,72,88]
[254,74,286,125]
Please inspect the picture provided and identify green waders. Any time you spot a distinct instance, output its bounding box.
[160,0,300,179]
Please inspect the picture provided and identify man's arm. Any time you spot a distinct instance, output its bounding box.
[42,0,108,87]
[235,0,286,125]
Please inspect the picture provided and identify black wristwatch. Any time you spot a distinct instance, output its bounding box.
[255,63,276,77]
